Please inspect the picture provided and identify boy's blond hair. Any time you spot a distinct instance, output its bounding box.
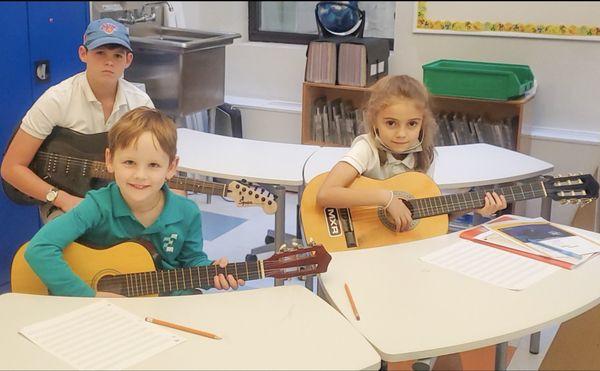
[364,75,438,172]
[108,107,177,162]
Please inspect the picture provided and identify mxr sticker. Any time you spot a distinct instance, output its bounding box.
[324,208,342,237]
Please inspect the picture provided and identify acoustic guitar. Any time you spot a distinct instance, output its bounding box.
[301,171,599,252]
[11,240,331,296]
[1,127,277,214]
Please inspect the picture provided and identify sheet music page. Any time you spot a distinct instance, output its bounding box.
[421,241,559,290]
[19,301,185,370]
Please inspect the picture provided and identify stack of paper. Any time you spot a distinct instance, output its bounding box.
[461,215,600,269]
[421,240,559,290]
[19,301,185,370]
[305,40,337,84]
[338,42,367,87]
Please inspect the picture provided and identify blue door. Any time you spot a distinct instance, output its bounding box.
[0,1,89,292]
[28,1,89,100]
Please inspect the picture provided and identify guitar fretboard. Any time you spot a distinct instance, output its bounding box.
[97,261,265,297]
[408,181,547,219]
[36,151,227,196]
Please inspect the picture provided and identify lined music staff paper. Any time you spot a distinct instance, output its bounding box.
[18,301,185,370]
[421,241,559,290]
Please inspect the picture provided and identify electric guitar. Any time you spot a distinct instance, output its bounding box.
[301,171,599,252]
[1,127,277,214]
[11,240,331,296]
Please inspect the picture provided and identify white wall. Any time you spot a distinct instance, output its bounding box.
[180,1,600,224]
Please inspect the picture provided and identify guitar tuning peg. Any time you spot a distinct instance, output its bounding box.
[560,199,569,205]
[569,199,579,204]
[278,243,288,253]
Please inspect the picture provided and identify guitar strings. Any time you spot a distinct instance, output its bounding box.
[339,187,544,222]
[34,152,275,200]
[87,265,314,295]
[34,152,227,192]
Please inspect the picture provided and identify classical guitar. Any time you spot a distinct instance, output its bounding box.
[11,240,331,296]
[1,127,277,214]
[301,171,599,252]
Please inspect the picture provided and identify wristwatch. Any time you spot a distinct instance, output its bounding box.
[45,187,59,204]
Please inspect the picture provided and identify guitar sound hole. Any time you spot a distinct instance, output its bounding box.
[96,274,124,296]
[377,191,418,231]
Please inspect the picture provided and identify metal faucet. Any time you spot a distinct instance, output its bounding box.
[142,1,174,13]
[117,1,173,25]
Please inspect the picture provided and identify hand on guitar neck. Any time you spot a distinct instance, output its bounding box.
[94,257,245,297]
[212,257,245,290]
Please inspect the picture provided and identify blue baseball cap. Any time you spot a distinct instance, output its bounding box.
[83,18,132,51]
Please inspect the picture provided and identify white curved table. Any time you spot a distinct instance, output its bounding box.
[318,227,600,366]
[177,128,319,186]
[0,285,381,370]
[303,143,554,189]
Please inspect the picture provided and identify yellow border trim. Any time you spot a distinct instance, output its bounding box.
[416,1,600,37]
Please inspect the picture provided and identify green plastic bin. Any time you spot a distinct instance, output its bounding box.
[422,60,534,100]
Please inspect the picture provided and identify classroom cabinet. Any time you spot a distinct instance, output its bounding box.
[0,1,89,292]
[430,92,535,152]
[301,82,373,147]
[301,80,534,152]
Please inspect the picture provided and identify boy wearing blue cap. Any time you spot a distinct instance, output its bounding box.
[1,18,154,221]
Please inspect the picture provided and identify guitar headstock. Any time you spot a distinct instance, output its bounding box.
[226,180,277,214]
[544,174,599,205]
[263,242,332,280]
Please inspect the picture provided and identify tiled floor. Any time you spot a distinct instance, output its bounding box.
[192,190,559,370]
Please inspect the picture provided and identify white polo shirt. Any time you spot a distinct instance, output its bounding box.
[21,71,154,139]
[340,134,436,180]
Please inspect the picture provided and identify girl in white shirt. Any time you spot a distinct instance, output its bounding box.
[317,75,507,232]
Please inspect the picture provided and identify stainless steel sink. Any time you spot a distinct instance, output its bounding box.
[125,26,241,115]
[130,26,240,52]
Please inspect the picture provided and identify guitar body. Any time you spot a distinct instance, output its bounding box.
[11,241,156,295]
[2,127,109,204]
[301,172,449,252]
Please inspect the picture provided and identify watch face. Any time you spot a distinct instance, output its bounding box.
[46,189,58,202]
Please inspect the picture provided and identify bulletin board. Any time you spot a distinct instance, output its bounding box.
[414,1,600,41]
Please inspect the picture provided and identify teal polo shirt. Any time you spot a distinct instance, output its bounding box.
[25,182,210,297]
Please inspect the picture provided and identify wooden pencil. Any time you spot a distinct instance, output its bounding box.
[344,282,360,321]
[145,317,222,340]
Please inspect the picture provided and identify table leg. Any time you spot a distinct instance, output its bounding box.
[207,107,217,134]
[412,357,437,371]
[273,185,286,287]
[205,108,217,204]
[495,342,508,371]
[296,184,316,292]
[541,197,552,220]
[529,331,541,354]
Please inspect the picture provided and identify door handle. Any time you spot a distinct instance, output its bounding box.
[35,60,50,82]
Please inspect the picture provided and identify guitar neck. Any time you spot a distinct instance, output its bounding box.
[38,151,227,196]
[98,261,266,297]
[408,181,547,219]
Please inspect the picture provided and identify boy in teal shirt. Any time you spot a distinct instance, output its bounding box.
[25,107,244,297]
